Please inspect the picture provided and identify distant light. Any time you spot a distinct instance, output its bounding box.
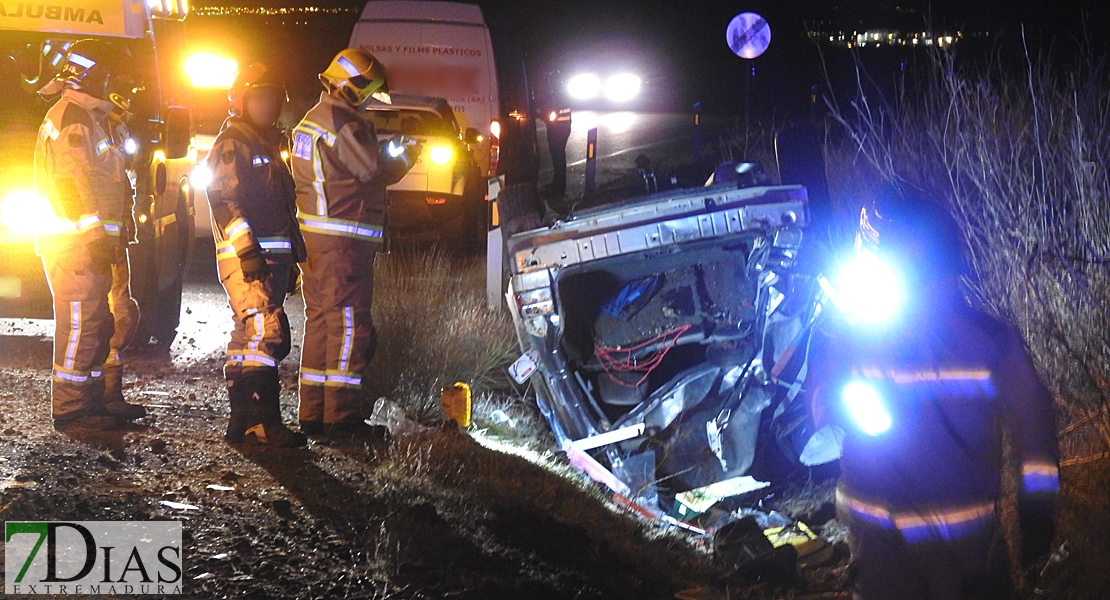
[123,138,138,155]
[548,110,557,122]
[842,381,891,436]
[603,73,641,102]
[566,73,601,100]
[489,120,501,139]
[185,53,238,89]
[191,164,212,189]
[280,149,290,162]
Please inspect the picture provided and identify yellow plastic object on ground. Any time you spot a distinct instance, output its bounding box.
[441,381,472,428]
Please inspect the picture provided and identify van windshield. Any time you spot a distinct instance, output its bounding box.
[364,109,457,138]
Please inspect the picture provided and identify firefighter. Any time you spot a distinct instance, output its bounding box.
[810,192,1058,599]
[206,63,306,447]
[34,39,145,431]
[291,49,417,440]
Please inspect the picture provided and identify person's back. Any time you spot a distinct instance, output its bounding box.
[810,190,1058,599]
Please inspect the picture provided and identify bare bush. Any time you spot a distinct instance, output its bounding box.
[824,43,1110,465]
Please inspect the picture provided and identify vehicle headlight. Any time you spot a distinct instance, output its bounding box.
[842,381,891,436]
[428,145,454,165]
[826,248,903,325]
[567,73,601,100]
[1,190,69,234]
[603,73,641,102]
[191,164,213,189]
[184,53,238,89]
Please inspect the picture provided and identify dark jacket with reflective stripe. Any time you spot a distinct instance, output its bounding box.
[291,91,409,251]
[34,89,131,254]
[811,305,1058,512]
[206,119,304,262]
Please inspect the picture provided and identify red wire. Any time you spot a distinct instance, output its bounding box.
[594,324,693,388]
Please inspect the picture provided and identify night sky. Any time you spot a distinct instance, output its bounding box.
[190,0,1110,116]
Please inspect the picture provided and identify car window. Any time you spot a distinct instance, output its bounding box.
[364,109,457,137]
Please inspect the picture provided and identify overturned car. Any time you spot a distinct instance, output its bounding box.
[504,177,842,523]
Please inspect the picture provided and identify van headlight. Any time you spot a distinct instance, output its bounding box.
[428,145,454,165]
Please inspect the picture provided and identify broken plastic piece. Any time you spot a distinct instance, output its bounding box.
[160,500,200,511]
[508,350,539,384]
[564,441,632,496]
[488,409,516,429]
[674,476,771,516]
[365,398,426,435]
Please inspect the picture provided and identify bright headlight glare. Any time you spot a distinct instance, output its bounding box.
[603,73,641,102]
[428,145,454,165]
[567,73,601,100]
[1,190,70,233]
[191,164,212,189]
[842,381,892,436]
[833,249,902,324]
[123,138,138,155]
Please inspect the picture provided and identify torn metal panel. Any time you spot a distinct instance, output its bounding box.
[506,183,831,516]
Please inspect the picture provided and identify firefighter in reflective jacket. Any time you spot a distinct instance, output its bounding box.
[206,63,307,447]
[34,39,145,431]
[291,49,416,439]
[810,194,1058,600]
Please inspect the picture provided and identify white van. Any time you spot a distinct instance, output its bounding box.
[351,1,501,178]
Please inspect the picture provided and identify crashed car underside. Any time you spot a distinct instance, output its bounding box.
[505,183,839,522]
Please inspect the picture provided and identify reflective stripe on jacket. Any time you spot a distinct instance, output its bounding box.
[291,91,409,251]
[34,89,131,255]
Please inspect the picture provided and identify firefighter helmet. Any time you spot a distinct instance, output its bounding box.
[55,39,127,101]
[859,185,965,277]
[319,49,391,108]
[228,62,288,121]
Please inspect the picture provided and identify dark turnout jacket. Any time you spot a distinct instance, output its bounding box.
[205,119,304,263]
[810,305,1058,544]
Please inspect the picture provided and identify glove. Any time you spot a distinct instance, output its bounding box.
[1019,499,1056,567]
[88,237,115,267]
[239,248,271,283]
[287,262,302,296]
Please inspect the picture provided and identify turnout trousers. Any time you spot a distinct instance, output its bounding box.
[297,243,376,426]
[218,253,292,378]
[42,246,139,419]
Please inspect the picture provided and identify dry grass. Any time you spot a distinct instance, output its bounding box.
[824,46,1110,461]
[363,250,543,435]
[823,44,1110,596]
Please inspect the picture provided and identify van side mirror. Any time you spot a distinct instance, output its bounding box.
[164,106,191,159]
[463,127,483,145]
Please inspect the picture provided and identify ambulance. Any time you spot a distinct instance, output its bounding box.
[0,0,198,346]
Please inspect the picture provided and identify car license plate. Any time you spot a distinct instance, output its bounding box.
[0,276,21,298]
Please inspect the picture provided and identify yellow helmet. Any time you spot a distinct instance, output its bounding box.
[320,49,391,107]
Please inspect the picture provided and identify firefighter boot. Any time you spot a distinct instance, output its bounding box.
[102,365,147,420]
[224,371,252,444]
[243,369,307,448]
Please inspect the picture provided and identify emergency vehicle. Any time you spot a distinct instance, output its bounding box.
[0,0,198,345]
